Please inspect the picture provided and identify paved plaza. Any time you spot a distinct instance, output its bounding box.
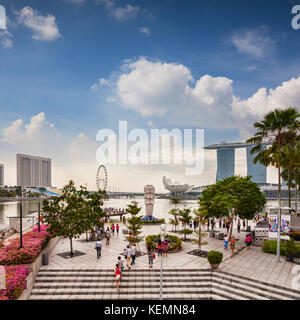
[41,221,298,292]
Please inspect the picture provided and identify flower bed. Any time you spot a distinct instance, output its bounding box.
[146,234,182,251]
[0,265,30,300]
[0,225,50,265]
[142,216,165,224]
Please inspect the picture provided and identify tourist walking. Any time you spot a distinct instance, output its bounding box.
[219,219,222,229]
[116,224,120,235]
[157,239,163,257]
[226,222,230,234]
[105,228,111,245]
[111,224,115,235]
[95,240,102,259]
[237,219,241,233]
[114,264,121,291]
[243,220,246,229]
[131,244,137,265]
[162,240,168,257]
[147,248,155,268]
[224,234,229,250]
[246,234,252,250]
[96,228,101,241]
[117,256,124,272]
[211,219,215,231]
[125,245,132,270]
[229,236,236,257]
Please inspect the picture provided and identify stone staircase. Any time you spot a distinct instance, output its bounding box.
[29,268,300,300]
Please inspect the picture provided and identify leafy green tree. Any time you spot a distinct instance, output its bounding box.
[280,139,300,208]
[246,107,300,213]
[169,198,181,233]
[125,201,144,251]
[43,180,101,257]
[179,207,193,241]
[15,186,22,197]
[87,190,108,227]
[193,206,208,254]
[200,176,266,239]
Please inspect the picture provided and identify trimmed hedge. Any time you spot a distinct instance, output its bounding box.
[207,251,223,266]
[146,234,182,251]
[142,219,165,225]
[262,240,300,256]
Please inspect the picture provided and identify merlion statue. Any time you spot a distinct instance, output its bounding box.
[144,185,155,217]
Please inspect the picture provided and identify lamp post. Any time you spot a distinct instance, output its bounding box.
[19,203,23,249]
[38,202,41,233]
[160,223,166,300]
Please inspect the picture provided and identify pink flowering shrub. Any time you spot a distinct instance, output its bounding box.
[0,226,50,265]
[0,265,30,300]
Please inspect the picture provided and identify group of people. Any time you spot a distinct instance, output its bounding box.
[113,243,137,291]
[223,233,253,257]
[104,208,125,214]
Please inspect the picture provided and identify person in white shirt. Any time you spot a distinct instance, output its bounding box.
[125,245,131,270]
[130,244,136,265]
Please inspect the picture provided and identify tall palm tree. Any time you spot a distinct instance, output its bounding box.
[280,139,300,208]
[247,107,300,262]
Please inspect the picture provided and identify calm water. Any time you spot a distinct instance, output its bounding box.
[0,198,198,225]
[0,198,299,225]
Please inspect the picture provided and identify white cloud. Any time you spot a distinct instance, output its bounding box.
[2,112,60,150]
[139,27,151,36]
[97,57,300,138]
[96,0,140,20]
[16,7,61,41]
[90,77,111,92]
[231,27,275,59]
[0,30,13,48]
[116,58,234,126]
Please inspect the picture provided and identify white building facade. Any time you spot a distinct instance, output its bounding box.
[17,154,51,187]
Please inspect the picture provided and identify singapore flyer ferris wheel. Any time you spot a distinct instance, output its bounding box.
[96,165,108,191]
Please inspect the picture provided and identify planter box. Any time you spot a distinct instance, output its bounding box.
[18,236,61,300]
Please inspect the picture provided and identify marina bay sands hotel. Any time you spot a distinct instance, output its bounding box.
[205,142,267,184]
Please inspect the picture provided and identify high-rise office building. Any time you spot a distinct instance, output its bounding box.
[205,142,267,183]
[17,154,51,187]
[0,163,4,187]
[246,146,267,184]
[216,148,235,181]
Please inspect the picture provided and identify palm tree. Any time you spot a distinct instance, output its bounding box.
[170,198,181,233]
[280,139,300,208]
[247,107,300,262]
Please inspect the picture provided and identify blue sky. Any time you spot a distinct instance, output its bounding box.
[0,0,300,191]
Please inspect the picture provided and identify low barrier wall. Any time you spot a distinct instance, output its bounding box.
[18,236,61,300]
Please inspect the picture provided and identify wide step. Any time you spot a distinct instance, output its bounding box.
[29,268,300,300]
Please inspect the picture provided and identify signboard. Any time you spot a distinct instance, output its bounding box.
[268,215,290,240]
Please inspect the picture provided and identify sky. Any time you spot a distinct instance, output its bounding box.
[0,0,300,192]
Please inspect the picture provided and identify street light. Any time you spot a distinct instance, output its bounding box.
[160,223,166,300]
[19,204,23,249]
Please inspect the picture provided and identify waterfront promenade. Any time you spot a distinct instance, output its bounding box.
[39,221,297,291]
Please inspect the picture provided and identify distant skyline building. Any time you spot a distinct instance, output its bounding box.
[0,163,4,187]
[246,146,267,184]
[205,142,267,184]
[17,154,52,187]
[216,148,235,181]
